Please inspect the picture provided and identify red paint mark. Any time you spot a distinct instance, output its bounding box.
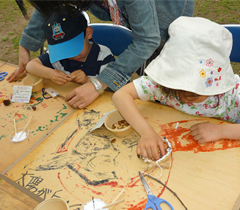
[56,129,80,154]
[97,181,119,188]
[30,97,37,103]
[91,189,102,195]
[41,103,48,108]
[82,184,103,195]
[74,163,81,171]
[126,176,141,188]
[157,152,174,197]
[14,113,22,120]
[158,119,240,153]
[128,199,147,210]
[57,172,81,201]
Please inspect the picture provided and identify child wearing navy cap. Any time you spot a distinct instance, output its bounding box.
[26,11,115,86]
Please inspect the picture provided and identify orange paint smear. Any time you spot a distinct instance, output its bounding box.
[159,120,240,153]
[128,199,147,210]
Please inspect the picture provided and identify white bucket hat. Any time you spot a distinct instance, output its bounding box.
[145,16,236,95]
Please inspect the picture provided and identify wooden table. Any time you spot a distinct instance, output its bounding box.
[1,62,240,210]
[0,62,79,173]
[0,174,41,210]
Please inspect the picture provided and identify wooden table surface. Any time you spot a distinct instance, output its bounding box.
[0,62,79,173]
[1,62,240,210]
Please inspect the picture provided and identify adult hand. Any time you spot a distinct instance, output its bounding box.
[69,70,89,84]
[7,46,30,82]
[137,130,166,160]
[190,122,222,143]
[65,82,100,109]
[49,69,70,86]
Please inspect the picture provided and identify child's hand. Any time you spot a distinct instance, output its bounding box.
[190,122,222,143]
[137,130,166,160]
[69,70,89,84]
[49,70,70,85]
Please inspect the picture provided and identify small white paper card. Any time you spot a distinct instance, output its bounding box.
[11,85,33,103]
[90,110,116,132]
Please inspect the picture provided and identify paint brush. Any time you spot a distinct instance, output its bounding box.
[111,188,125,203]
[13,118,17,134]
[92,197,95,209]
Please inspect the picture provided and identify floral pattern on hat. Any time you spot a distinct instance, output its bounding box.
[205,77,213,87]
[144,17,236,96]
[206,58,214,67]
[199,69,206,78]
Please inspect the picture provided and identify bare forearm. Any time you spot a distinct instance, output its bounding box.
[26,58,52,79]
[219,124,240,140]
[112,84,154,136]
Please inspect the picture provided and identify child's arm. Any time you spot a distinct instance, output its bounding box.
[190,122,240,143]
[112,82,166,160]
[69,70,90,84]
[26,58,70,86]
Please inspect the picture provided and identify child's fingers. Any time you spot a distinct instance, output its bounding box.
[54,80,67,86]
[190,129,199,137]
[190,123,199,129]
[137,146,147,158]
[52,76,69,85]
[69,74,76,81]
[191,133,202,141]
[158,141,166,156]
[69,70,83,77]
[151,148,160,160]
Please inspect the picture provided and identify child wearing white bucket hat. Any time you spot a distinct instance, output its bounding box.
[113,16,240,160]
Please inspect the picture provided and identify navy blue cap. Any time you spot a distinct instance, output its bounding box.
[42,12,87,63]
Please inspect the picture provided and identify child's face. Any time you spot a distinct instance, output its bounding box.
[68,35,91,62]
[68,26,93,62]
[180,95,208,104]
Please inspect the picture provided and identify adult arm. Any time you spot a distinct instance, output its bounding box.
[66,0,160,108]
[97,0,161,91]
[8,9,46,82]
[7,46,30,82]
[65,43,114,108]
[20,9,46,51]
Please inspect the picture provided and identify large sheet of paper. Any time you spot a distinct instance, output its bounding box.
[3,90,240,210]
[0,63,79,172]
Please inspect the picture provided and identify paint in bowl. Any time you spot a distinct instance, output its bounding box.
[9,127,29,143]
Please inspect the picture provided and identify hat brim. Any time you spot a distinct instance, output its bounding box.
[48,32,85,64]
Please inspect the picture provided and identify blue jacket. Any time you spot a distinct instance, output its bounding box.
[20,0,194,91]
